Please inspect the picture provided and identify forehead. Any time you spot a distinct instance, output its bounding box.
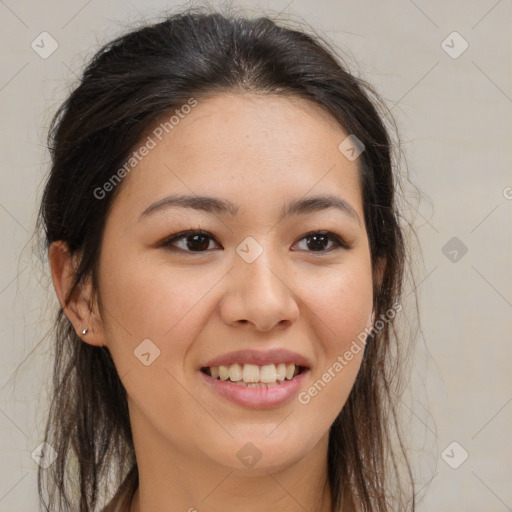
[110,92,363,221]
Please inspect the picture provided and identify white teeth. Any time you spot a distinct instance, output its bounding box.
[219,365,230,381]
[228,363,243,382]
[206,363,302,383]
[259,364,277,383]
[276,363,287,381]
[242,363,260,383]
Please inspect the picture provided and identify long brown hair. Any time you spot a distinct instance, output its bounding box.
[37,6,418,511]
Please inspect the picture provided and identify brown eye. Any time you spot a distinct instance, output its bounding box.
[305,234,330,251]
[294,231,348,253]
[161,230,221,252]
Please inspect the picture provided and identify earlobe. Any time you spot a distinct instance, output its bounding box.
[48,241,105,347]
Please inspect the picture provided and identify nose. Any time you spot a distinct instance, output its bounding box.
[219,250,300,332]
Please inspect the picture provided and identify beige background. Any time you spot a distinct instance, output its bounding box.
[1,0,511,510]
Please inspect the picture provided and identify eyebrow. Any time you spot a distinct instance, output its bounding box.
[139,193,361,225]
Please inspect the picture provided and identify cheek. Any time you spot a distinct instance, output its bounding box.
[97,248,228,369]
[302,261,374,346]
[96,254,226,436]
[294,261,373,411]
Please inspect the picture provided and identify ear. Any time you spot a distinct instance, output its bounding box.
[48,240,105,347]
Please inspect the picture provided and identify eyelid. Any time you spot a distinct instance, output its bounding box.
[159,229,222,250]
[292,230,351,252]
[160,229,351,253]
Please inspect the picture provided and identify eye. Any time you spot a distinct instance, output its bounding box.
[293,231,349,253]
[160,229,349,254]
[160,230,221,252]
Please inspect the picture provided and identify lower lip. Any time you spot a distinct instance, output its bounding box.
[199,370,309,409]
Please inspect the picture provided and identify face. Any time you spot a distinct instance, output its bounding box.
[94,93,375,473]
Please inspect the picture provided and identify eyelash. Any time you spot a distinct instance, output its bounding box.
[159,229,350,254]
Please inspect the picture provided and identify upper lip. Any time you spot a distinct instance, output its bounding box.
[201,348,311,369]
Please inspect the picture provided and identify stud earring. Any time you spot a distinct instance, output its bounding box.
[81,328,88,335]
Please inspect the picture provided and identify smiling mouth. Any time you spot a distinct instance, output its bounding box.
[201,363,306,386]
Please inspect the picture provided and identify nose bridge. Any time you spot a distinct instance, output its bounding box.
[236,237,286,298]
[221,236,299,330]
[239,245,282,291]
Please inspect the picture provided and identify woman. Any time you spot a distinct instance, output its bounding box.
[37,6,416,511]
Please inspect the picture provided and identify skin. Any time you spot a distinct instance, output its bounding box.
[50,92,380,512]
